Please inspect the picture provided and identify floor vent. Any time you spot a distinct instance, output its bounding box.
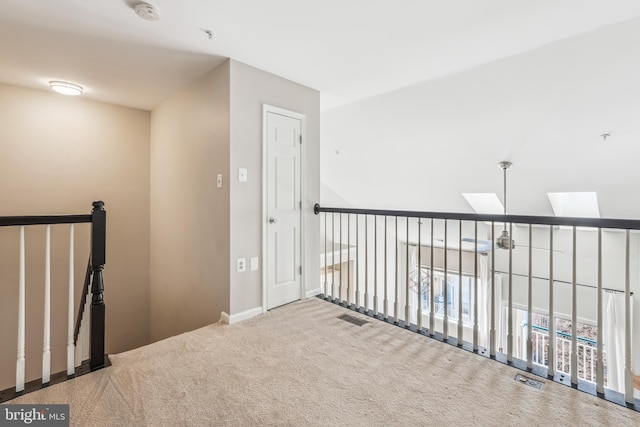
[515,374,544,390]
[337,314,369,327]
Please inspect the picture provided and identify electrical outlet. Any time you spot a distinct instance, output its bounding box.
[237,258,246,273]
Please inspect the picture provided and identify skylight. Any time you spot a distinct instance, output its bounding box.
[462,193,504,214]
[547,192,600,218]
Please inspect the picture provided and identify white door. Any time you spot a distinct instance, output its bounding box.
[265,109,302,309]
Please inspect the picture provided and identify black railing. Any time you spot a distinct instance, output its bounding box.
[89,201,106,370]
[314,204,640,230]
[314,203,638,409]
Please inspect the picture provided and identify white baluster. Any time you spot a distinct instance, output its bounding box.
[473,222,478,351]
[596,228,604,394]
[507,223,513,363]
[624,230,633,404]
[395,217,399,322]
[416,218,421,330]
[373,215,377,314]
[67,224,75,375]
[385,217,389,320]
[443,220,449,340]
[364,215,368,312]
[458,221,463,343]
[347,214,351,307]
[404,217,410,325]
[355,215,359,307]
[527,224,533,370]
[332,213,336,301]
[340,213,343,304]
[323,213,327,296]
[16,226,26,392]
[490,223,496,357]
[43,224,51,384]
[548,227,556,378]
[571,226,577,385]
[429,218,434,336]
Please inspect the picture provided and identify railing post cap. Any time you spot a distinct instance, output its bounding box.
[92,201,105,210]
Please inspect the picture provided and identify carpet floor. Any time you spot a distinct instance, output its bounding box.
[7,297,640,426]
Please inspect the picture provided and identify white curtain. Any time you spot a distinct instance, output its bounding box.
[603,291,630,393]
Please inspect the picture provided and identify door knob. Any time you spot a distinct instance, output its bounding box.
[269,217,278,224]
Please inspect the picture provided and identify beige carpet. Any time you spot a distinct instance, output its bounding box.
[7,298,640,426]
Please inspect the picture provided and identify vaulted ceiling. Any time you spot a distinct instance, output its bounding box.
[2,1,640,110]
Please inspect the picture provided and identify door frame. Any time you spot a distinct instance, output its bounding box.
[262,104,307,313]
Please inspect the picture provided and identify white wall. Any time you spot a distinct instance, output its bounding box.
[321,17,640,218]
[321,18,640,371]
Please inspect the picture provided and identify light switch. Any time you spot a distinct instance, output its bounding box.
[237,258,246,273]
[238,168,248,182]
[250,257,259,271]
[216,174,223,188]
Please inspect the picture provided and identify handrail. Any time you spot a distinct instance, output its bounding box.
[74,258,92,344]
[314,203,640,230]
[0,214,92,227]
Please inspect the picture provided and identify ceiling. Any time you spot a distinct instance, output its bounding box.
[2,1,640,110]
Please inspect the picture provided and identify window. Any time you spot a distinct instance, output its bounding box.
[410,267,475,325]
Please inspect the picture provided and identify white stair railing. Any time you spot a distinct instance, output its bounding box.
[1,202,105,402]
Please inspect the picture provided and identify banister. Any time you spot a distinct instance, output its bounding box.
[313,203,640,230]
[1,201,107,402]
[0,214,92,227]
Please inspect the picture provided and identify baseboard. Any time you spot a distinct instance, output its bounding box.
[225,306,263,325]
[220,312,230,324]
[305,287,322,298]
[223,294,319,325]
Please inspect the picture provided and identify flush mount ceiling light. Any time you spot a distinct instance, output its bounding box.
[49,81,83,96]
[134,2,159,21]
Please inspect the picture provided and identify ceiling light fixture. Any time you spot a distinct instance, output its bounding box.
[49,81,83,96]
[134,2,159,21]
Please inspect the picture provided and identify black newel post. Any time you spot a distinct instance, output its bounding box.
[90,201,106,370]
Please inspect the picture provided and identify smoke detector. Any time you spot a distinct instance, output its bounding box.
[134,2,159,21]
